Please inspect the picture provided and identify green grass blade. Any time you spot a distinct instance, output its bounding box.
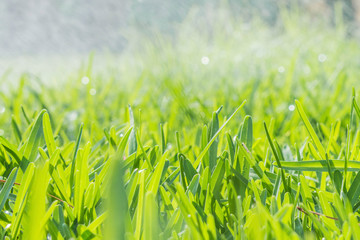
[264,122,289,193]
[264,122,281,165]
[21,106,31,125]
[43,112,56,156]
[143,192,159,239]
[0,168,18,212]
[23,162,50,240]
[194,100,246,167]
[148,151,168,195]
[0,137,22,165]
[106,159,128,240]
[347,171,360,206]
[11,163,34,239]
[87,212,108,234]
[208,106,222,172]
[353,98,360,120]
[240,116,252,180]
[11,116,22,144]
[128,105,137,155]
[136,130,153,171]
[70,123,84,196]
[275,160,360,172]
[23,109,47,163]
[295,100,326,159]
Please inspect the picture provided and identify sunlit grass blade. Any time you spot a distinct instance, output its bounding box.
[264,122,289,193]
[295,100,326,159]
[0,168,18,212]
[128,105,137,155]
[11,116,22,144]
[208,106,222,172]
[70,123,83,196]
[23,110,46,163]
[106,159,128,240]
[194,100,246,167]
[148,151,168,194]
[23,162,50,240]
[353,98,360,120]
[240,116,252,180]
[347,171,360,207]
[274,160,360,172]
[43,112,56,156]
[143,192,159,239]
[11,163,34,239]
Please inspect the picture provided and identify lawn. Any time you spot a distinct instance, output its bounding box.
[0,5,360,239]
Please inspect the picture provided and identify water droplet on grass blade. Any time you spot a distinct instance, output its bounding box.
[81,76,90,85]
[201,56,209,65]
[90,88,97,95]
[289,105,295,111]
[318,54,327,62]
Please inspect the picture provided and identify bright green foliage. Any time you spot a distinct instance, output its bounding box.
[0,94,360,239]
[1,5,360,240]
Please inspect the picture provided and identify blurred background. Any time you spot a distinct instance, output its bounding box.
[0,0,359,56]
[0,0,359,80]
[1,0,360,142]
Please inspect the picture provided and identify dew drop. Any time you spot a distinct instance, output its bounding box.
[89,88,97,95]
[201,56,210,65]
[288,105,295,111]
[81,76,90,85]
[318,54,327,62]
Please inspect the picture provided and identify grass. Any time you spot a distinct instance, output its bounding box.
[1,4,360,239]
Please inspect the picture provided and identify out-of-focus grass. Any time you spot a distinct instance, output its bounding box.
[2,6,358,143]
[0,4,359,239]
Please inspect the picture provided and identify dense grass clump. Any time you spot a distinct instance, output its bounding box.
[1,6,360,239]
